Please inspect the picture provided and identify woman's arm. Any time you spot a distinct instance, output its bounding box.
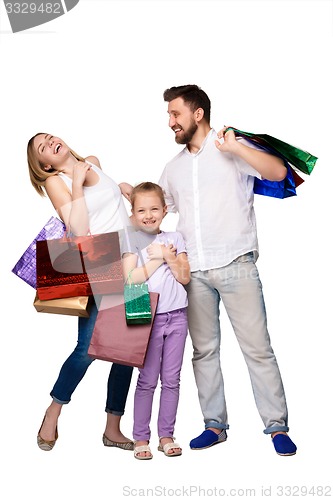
[45,157,98,235]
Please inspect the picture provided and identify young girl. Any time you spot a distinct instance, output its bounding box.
[122,182,191,460]
[27,133,134,451]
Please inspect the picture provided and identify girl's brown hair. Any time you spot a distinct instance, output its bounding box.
[130,182,166,208]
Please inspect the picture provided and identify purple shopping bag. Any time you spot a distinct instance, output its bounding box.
[12,216,66,289]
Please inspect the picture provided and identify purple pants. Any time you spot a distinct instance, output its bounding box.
[133,308,188,441]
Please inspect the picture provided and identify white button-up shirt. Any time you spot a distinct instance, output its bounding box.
[159,129,262,272]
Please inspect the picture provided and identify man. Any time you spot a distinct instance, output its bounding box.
[158,84,297,456]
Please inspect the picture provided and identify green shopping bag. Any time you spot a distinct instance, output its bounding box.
[124,277,152,325]
[226,127,317,175]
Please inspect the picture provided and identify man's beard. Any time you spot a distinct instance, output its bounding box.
[175,120,198,145]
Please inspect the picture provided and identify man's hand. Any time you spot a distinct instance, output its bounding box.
[215,126,239,154]
[215,126,287,181]
[119,182,133,202]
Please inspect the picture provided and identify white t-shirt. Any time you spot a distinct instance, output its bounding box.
[58,163,130,235]
[159,129,262,271]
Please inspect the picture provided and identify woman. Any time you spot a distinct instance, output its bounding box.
[27,133,134,451]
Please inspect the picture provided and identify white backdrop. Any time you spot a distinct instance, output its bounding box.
[0,1,332,498]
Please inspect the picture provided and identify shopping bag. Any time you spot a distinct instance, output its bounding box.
[227,127,317,175]
[12,216,66,288]
[124,282,152,324]
[36,231,123,300]
[226,127,318,199]
[33,292,92,317]
[254,163,297,199]
[88,292,159,368]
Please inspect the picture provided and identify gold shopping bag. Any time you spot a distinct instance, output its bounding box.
[33,293,92,317]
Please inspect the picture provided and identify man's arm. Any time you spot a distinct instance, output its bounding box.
[119,182,133,202]
[215,128,287,181]
[158,168,178,213]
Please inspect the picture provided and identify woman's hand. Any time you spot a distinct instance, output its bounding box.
[72,161,91,187]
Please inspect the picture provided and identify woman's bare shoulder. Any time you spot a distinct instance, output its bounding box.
[85,155,101,169]
[45,174,64,188]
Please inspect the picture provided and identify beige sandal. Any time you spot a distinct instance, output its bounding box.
[134,443,153,460]
[37,415,58,452]
[158,437,182,457]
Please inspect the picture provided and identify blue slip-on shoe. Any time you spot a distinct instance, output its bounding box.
[272,434,297,456]
[190,429,227,450]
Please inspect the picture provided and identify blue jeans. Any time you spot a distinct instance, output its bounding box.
[50,299,133,415]
[185,253,289,434]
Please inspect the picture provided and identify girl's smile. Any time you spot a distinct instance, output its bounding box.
[132,192,167,234]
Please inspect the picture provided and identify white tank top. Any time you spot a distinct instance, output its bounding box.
[58,163,130,235]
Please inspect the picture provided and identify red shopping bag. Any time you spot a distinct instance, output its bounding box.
[36,232,123,300]
[88,292,159,368]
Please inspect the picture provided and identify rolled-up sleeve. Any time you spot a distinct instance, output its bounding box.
[158,167,177,213]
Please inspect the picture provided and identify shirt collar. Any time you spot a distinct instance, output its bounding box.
[185,128,215,157]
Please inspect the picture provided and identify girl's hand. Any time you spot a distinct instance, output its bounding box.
[147,243,164,260]
[147,243,176,261]
[162,244,177,262]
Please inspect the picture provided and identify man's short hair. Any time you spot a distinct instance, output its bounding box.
[163,84,211,124]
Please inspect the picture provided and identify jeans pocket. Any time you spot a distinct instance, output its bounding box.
[233,251,254,264]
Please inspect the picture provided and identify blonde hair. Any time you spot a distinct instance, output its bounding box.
[130,182,166,209]
[27,133,85,196]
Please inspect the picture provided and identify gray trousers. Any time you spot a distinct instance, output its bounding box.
[185,253,289,434]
